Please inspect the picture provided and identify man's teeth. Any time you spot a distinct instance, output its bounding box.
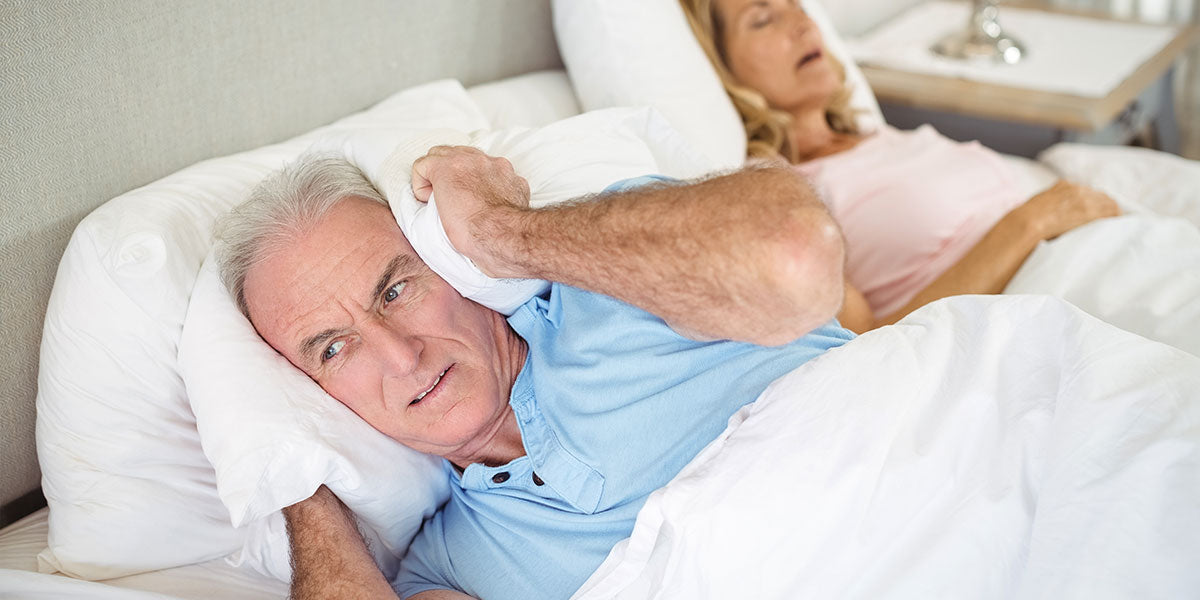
[415,369,448,401]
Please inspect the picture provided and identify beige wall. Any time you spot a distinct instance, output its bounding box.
[0,0,559,518]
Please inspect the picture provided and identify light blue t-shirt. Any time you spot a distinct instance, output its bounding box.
[393,283,854,599]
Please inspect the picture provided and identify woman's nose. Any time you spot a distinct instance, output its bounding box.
[788,8,813,39]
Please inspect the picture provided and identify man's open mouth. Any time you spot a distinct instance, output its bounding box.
[411,366,451,405]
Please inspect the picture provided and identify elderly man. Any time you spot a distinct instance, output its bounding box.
[217,146,853,600]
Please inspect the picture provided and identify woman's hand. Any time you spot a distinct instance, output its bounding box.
[1016,180,1121,241]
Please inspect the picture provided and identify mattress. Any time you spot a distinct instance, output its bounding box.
[0,509,287,600]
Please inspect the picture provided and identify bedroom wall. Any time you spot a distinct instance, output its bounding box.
[0,0,560,522]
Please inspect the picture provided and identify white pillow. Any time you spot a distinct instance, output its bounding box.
[553,0,746,168]
[552,0,884,167]
[467,69,583,128]
[181,255,449,581]
[34,79,490,581]
[179,105,716,580]
[1039,143,1200,229]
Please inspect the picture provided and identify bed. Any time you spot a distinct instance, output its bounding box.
[2,0,1198,598]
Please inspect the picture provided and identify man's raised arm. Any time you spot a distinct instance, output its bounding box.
[412,147,846,346]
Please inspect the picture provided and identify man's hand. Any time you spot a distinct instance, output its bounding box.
[411,145,532,277]
[284,485,398,600]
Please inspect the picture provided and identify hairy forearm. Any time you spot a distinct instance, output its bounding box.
[483,168,845,345]
[284,486,397,600]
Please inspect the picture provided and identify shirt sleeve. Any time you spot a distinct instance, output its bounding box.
[392,511,461,599]
[599,174,676,194]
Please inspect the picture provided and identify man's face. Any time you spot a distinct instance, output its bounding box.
[243,196,525,460]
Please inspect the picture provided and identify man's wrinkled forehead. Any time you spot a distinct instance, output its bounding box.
[242,196,427,358]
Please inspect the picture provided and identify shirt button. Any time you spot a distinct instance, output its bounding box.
[532,472,545,486]
[491,472,510,484]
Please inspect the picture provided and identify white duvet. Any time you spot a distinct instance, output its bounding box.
[573,295,1200,599]
[1005,213,1200,357]
[1003,143,1200,358]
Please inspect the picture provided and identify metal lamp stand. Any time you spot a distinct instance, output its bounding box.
[932,0,1027,64]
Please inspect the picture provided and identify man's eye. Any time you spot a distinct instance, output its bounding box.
[384,281,407,304]
[322,340,345,362]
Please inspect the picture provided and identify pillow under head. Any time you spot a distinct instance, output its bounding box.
[34,79,491,581]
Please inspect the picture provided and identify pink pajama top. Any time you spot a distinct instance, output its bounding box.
[794,125,1027,317]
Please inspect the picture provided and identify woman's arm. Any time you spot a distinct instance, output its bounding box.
[850,180,1119,332]
[836,279,874,334]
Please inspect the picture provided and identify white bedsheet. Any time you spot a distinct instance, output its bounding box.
[1005,214,1200,357]
[573,295,1200,599]
[0,509,285,600]
[1006,143,1200,358]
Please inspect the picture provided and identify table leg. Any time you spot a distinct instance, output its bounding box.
[1153,65,1181,154]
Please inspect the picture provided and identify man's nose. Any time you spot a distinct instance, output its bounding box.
[363,318,422,375]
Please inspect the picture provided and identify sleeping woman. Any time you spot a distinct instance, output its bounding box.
[679,0,1121,333]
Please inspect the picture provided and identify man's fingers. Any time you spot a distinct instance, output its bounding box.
[411,146,490,203]
[426,144,485,158]
[411,155,435,203]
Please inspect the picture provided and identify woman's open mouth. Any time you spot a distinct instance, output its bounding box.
[797,49,823,69]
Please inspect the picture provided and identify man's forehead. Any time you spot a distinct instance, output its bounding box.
[294,251,429,359]
[243,198,423,358]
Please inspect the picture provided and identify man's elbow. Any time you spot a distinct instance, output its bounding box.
[756,208,846,345]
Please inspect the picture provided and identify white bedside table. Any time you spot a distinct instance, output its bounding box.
[850,1,1198,157]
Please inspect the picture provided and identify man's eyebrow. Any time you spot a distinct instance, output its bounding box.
[370,253,422,304]
[299,328,342,363]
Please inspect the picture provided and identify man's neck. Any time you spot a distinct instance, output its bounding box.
[448,328,529,470]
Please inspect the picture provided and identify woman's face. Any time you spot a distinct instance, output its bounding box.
[714,0,839,114]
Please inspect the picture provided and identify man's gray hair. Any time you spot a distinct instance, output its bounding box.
[215,153,387,317]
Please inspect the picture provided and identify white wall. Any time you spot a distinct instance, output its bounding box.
[835,0,1200,159]
[824,0,929,35]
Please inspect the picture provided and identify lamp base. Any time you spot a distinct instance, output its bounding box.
[932,2,1026,65]
[933,31,1026,64]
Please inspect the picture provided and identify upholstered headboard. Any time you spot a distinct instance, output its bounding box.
[0,0,560,525]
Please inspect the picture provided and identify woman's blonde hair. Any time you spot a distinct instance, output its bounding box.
[678,0,859,161]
